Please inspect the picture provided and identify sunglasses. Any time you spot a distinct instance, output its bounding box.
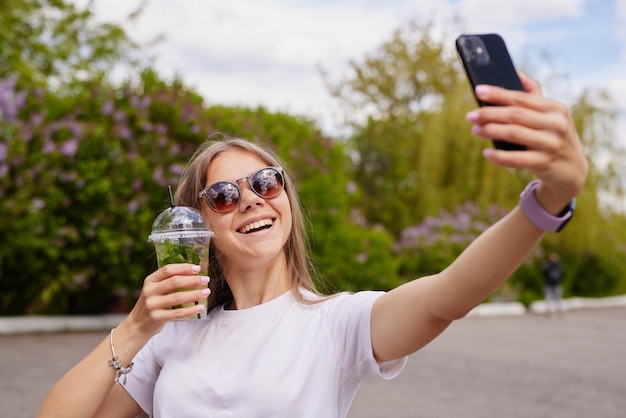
[199,166,285,213]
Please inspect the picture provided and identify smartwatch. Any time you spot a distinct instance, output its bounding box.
[519,180,575,233]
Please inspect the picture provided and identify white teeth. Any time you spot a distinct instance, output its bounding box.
[239,219,274,234]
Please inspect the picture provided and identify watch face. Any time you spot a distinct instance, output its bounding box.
[556,199,575,232]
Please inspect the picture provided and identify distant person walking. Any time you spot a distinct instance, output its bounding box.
[542,252,565,317]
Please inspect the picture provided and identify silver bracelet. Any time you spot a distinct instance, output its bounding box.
[107,327,134,385]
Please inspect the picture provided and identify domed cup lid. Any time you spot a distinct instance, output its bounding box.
[148,206,215,242]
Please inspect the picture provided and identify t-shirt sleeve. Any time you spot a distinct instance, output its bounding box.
[121,323,181,415]
[323,291,407,381]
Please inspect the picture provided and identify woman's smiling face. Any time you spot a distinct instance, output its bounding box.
[201,149,292,269]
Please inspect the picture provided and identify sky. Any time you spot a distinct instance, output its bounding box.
[75,0,626,139]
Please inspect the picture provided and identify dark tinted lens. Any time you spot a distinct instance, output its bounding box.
[206,182,240,212]
[250,168,284,198]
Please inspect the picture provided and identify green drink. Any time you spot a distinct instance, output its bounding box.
[148,206,214,320]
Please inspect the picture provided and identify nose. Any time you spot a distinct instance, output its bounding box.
[237,179,263,212]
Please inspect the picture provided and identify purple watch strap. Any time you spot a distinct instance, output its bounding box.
[519,180,573,232]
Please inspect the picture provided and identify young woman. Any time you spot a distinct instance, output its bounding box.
[38,73,587,417]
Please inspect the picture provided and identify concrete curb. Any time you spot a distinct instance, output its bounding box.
[467,295,626,318]
[528,295,626,314]
[1,295,624,335]
[468,302,527,317]
[0,314,127,335]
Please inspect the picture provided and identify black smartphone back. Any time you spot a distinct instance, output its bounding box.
[456,33,526,151]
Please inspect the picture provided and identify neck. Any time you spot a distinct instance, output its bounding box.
[223,253,292,310]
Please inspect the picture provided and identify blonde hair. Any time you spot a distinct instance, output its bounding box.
[174,136,321,310]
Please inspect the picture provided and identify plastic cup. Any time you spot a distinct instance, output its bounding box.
[148,206,215,320]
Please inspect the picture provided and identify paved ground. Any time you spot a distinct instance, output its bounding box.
[2,307,625,418]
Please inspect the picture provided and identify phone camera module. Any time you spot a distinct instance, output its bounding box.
[463,36,490,66]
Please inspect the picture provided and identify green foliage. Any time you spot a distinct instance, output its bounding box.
[514,247,625,307]
[395,201,511,279]
[0,70,214,314]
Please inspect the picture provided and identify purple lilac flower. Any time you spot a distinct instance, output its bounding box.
[116,124,132,140]
[73,274,87,288]
[153,167,166,185]
[156,124,167,135]
[59,172,77,182]
[0,77,24,121]
[20,124,33,142]
[66,120,83,137]
[42,140,56,155]
[130,95,141,108]
[113,110,125,123]
[132,179,142,192]
[169,163,185,176]
[128,200,139,213]
[30,112,44,126]
[60,138,79,157]
[32,198,46,210]
[102,100,114,115]
[169,143,181,155]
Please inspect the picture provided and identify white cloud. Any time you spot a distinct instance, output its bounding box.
[454,0,584,27]
[73,0,625,139]
[88,0,457,131]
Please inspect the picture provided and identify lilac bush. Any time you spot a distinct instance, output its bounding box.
[0,71,217,314]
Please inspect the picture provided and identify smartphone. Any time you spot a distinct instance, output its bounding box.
[455,33,526,151]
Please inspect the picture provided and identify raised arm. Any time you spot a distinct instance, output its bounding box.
[371,73,588,362]
[37,264,210,418]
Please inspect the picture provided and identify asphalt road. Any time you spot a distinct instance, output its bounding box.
[2,307,625,418]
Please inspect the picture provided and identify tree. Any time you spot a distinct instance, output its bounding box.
[0,0,141,90]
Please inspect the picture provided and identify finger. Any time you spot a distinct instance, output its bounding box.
[144,287,211,319]
[468,105,559,133]
[143,273,210,300]
[145,263,201,284]
[148,299,209,322]
[474,84,551,112]
[482,147,551,170]
[518,72,542,95]
[471,122,559,151]
[147,286,211,311]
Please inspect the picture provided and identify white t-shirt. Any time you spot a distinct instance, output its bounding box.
[123,289,406,418]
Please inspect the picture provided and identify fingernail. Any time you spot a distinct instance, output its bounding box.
[201,288,211,296]
[475,85,490,95]
[466,111,479,122]
[196,304,206,313]
[471,125,482,135]
[191,265,201,273]
[200,275,210,284]
[483,148,494,158]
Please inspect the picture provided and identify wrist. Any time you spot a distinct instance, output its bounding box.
[519,180,575,233]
